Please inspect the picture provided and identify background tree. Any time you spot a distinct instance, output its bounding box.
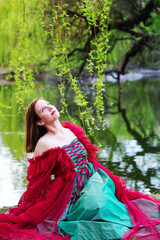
[0,0,160,130]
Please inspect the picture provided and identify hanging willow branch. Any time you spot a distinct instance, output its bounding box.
[9,0,112,140]
[9,0,35,111]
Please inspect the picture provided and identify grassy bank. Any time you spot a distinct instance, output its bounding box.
[0,206,11,214]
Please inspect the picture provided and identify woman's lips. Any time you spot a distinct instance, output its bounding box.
[51,110,56,115]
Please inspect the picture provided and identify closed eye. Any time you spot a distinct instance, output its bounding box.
[41,102,51,112]
[41,107,45,112]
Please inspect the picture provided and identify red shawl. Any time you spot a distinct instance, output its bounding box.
[0,121,160,240]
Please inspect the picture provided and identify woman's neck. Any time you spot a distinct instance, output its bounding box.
[45,120,65,135]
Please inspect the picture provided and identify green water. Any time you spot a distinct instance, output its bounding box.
[0,78,160,207]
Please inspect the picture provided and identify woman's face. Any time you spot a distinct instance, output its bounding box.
[34,99,60,126]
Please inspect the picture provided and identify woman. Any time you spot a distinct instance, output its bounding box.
[0,98,160,240]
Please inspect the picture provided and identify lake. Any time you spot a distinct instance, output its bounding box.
[0,77,160,208]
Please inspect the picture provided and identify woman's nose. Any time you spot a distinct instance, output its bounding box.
[48,106,54,111]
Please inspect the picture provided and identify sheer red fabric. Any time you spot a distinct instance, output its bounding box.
[0,147,75,239]
[0,121,160,240]
[93,161,160,240]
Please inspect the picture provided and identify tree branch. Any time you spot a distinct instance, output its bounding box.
[109,0,155,31]
[120,36,149,73]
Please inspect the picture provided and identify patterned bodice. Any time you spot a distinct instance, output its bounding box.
[62,138,92,202]
[62,138,88,172]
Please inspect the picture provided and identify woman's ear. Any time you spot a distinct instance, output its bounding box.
[36,120,44,126]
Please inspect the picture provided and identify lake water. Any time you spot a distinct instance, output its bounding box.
[0,78,160,208]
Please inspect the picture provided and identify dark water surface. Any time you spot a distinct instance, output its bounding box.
[0,78,160,207]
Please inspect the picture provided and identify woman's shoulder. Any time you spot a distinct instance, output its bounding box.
[34,134,57,157]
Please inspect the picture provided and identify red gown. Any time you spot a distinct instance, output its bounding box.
[0,121,160,240]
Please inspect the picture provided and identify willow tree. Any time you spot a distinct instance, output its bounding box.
[0,0,160,133]
[0,0,112,137]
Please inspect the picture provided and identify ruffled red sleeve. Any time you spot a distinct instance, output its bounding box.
[27,147,75,180]
[0,148,75,239]
[18,148,75,207]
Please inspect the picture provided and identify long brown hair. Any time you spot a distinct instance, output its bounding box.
[25,98,47,153]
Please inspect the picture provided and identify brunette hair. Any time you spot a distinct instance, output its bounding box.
[25,98,47,153]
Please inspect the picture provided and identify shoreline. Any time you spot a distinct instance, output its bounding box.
[0,66,160,86]
[0,206,11,214]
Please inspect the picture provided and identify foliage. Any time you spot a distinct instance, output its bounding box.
[0,0,112,137]
[0,0,160,134]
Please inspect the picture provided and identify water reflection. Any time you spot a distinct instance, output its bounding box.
[0,78,160,207]
[0,133,27,207]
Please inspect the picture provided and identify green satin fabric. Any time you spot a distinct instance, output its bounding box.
[59,164,132,240]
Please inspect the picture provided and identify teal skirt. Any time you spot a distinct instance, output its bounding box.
[58,164,132,240]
